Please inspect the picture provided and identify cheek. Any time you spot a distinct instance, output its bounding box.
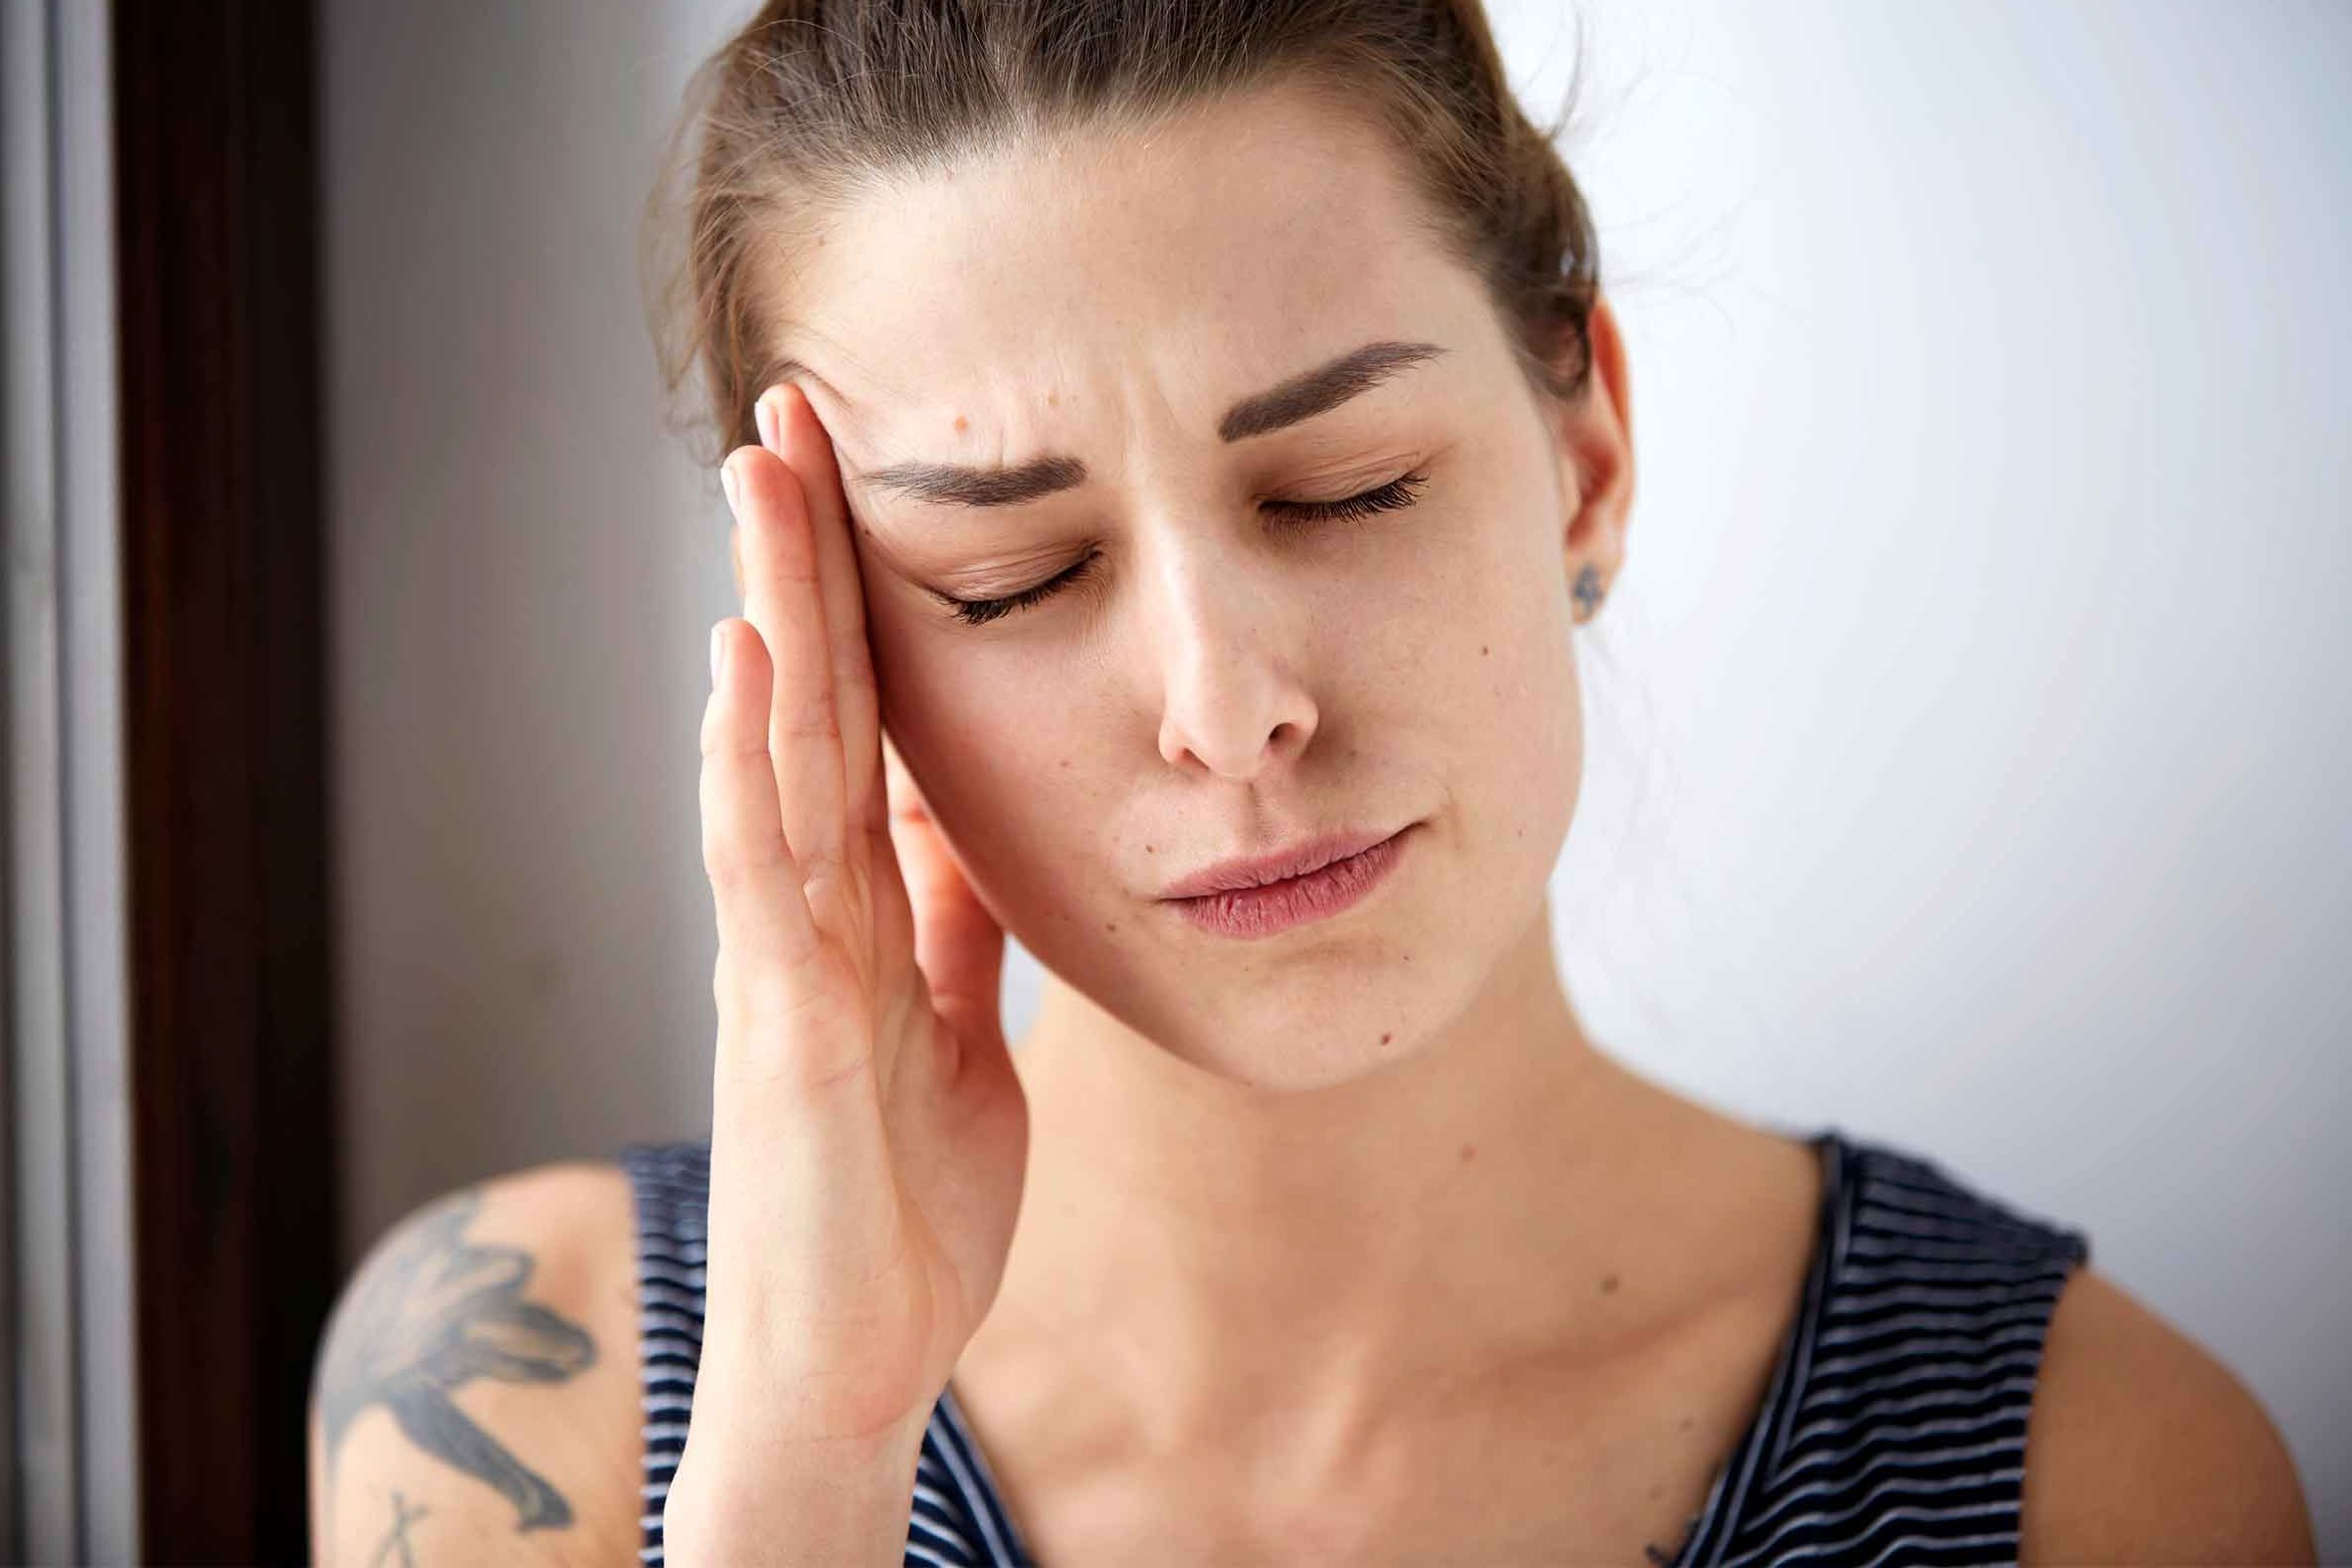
[874,651,1108,923]
[1511,635,1586,859]
[1440,521,1586,866]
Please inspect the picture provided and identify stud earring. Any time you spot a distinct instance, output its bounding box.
[1572,564,1607,623]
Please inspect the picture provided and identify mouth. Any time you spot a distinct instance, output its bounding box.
[1160,824,1414,940]
[1159,825,1408,899]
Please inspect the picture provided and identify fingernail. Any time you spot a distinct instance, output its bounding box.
[709,622,726,686]
[755,391,780,453]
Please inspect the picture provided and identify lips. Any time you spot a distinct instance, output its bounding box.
[1163,828,1412,939]
[1159,826,1406,900]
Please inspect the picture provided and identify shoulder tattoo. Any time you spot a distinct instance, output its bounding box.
[316,1187,598,1534]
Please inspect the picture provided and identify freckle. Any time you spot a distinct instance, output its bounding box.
[1648,1482,1663,1499]
[1047,392,1060,406]
[1105,921,1118,932]
[953,415,968,432]
[1678,1414,1693,1431]
[1380,1032,1392,1045]
[1459,1142,1475,1163]
[1599,1273,1619,1294]
[1145,844,1154,854]
[1480,645,1489,656]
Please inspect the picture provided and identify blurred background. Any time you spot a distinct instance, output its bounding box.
[5,0,2346,1559]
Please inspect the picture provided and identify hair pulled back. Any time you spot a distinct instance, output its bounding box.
[644,0,1600,470]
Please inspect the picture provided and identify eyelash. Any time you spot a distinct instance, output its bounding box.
[940,470,1431,628]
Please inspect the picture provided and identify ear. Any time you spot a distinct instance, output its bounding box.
[1545,292,1634,622]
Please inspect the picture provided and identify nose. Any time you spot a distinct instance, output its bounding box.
[1148,536,1320,780]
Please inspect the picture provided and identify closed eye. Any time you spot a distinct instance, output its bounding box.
[1263,469,1430,526]
[936,469,1430,628]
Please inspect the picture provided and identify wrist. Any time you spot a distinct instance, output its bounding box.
[660,1417,931,1567]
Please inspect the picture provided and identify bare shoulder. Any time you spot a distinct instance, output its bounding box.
[306,1159,645,1566]
[2021,1263,2317,1565]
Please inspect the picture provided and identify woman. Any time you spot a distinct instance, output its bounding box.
[307,2,2316,1563]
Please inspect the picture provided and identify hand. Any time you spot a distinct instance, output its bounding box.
[667,382,1029,1536]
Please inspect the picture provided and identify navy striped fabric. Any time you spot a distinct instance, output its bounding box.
[621,1126,2089,1566]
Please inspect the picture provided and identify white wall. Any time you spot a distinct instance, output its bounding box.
[322,0,2351,1547]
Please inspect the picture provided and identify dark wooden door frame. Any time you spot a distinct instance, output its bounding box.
[113,0,337,1556]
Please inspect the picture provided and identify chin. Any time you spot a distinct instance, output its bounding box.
[1148,948,1463,1093]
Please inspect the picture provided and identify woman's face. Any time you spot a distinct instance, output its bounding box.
[773,80,1632,1088]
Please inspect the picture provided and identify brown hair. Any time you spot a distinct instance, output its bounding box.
[642,0,1600,471]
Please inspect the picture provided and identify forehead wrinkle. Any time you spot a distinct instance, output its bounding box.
[828,359,1100,512]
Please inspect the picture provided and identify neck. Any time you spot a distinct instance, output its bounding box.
[973,903,1735,1463]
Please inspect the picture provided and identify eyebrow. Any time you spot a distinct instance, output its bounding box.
[845,338,1449,509]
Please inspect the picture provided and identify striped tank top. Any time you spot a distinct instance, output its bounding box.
[621,1125,2090,1566]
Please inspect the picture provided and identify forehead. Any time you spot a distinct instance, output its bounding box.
[773,83,1483,457]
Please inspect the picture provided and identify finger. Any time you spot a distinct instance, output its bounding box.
[726,446,852,904]
[701,618,905,1310]
[699,617,836,1079]
[759,381,885,841]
